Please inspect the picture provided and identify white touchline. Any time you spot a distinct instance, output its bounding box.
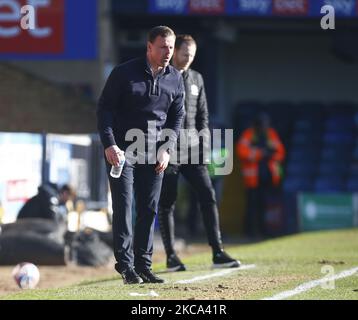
[174,264,257,284]
[263,266,358,300]
[129,290,159,297]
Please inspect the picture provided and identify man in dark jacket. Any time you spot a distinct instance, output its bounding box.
[158,35,240,272]
[17,183,73,224]
[97,26,185,284]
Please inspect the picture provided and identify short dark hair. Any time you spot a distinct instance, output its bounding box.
[147,26,175,43]
[175,34,197,50]
[60,184,75,196]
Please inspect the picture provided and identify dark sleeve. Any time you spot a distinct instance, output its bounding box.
[17,195,57,221]
[17,198,34,219]
[96,67,121,149]
[164,76,186,152]
[195,74,209,132]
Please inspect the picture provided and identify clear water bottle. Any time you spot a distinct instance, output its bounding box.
[110,156,125,178]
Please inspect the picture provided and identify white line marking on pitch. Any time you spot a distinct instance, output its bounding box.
[129,290,159,297]
[174,264,257,284]
[263,266,358,300]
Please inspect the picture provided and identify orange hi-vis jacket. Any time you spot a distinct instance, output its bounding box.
[236,128,286,189]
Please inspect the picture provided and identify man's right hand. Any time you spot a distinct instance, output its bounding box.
[105,145,125,167]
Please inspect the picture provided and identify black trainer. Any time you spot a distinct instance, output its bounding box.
[136,269,165,283]
[119,267,143,285]
[212,250,241,269]
[167,254,186,272]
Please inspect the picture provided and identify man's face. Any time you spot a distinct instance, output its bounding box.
[173,42,197,71]
[147,35,176,68]
[60,191,71,203]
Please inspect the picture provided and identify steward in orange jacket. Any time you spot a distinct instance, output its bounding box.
[236,115,285,189]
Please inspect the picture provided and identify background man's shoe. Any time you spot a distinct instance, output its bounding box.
[136,269,165,283]
[167,254,186,272]
[120,267,143,284]
[212,250,241,269]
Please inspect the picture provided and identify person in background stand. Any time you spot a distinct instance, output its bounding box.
[17,183,75,225]
[236,113,285,238]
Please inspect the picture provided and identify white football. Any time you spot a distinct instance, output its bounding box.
[12,263,40,289]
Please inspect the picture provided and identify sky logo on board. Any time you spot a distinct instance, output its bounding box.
[236,0,272,15]
[149,0,188,14]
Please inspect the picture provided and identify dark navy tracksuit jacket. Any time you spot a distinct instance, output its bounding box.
[97,57,185,151]
[97,57,185,272]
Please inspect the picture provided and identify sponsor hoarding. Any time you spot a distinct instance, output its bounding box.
[147,0,358,17]
[298,193,358,231]
[0,0,97,60]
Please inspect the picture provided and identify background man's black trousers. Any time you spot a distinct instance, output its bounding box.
[246,181,276,238]
[107,161,163,272]
[158,164,223,256]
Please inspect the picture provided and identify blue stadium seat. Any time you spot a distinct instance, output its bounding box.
[288,147,320,163]
[294,120,314,132]
[293,120,324,135]
[291,132,322,147]
[291,129,323,146]
[283,177,313,193]
[321,147,351,162]
[286,162,317,176]
[325,116,355,133]
[323,132,354,146]
[346,178,358,192]
[314,177,345,193]
[318,162,348,177]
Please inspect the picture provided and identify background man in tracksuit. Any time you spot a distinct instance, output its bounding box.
[158,35,240,272]
[97,26,185,284]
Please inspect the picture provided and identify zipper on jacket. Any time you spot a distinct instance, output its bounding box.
[151,77,159,96]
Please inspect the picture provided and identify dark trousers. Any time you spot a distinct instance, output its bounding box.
[107,160,163,272]
[187,189,200,236]
[186,177,224,236]
[158,164,223,256]
[246,183,273,237]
